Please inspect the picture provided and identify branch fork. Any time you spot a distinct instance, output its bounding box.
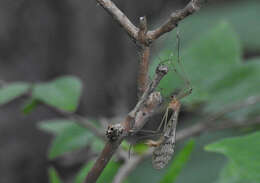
[85,0,202,182]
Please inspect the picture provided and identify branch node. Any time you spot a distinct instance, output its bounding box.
[138,16,150,46]
[156,64,169,76]
[106,124,125,141]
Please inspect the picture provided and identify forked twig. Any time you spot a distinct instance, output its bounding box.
[95,0,201,97]
[84,0,203,182]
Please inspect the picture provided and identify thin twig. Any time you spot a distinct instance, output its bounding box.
[176,116,260,141]
[44,103,106,141]
[147,0,201,41]
[84,65,168,183]
[177,95,260,141]
[95,0,138,41]
[68,113,106,141]
[95,0,201,98]
[130,64,168,118]
[113,150,152,183]
[206,95,260,122]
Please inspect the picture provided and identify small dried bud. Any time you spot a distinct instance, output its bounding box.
[156,64,169,76]
[106,124,124,141]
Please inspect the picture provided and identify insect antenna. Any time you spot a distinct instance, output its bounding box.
[171,29,193,100]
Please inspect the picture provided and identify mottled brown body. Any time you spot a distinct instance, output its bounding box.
[151,98,181,169]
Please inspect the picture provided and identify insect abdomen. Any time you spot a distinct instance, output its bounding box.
[152,136,175,169]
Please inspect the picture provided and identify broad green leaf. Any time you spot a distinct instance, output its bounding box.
[151,21,260,120]
[164,0,260,51]
[206,60,260,113]
[38,119,104,159]
[0,82,30,105]
[160,139,195,183]
[150,22,241,103]
[32,76,82,112]
[216,162,255,183]
[74,160,95,183]
[49,167,62,183]
[75,160,120,183]
[205,132,260,182]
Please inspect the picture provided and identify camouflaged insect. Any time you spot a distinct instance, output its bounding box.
[152,99,180,169]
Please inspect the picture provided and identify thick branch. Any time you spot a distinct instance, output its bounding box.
[84,65,168,183]
[137,16,150,97]
[147,0,200,40]
[96,0,138,40]
[130,64,168,118]
[137,46,150,97]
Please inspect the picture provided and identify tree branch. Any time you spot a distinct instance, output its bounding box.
[87,0,204,181]
[147,0,201,41]
[95,0,138,41]
[137,46,150,97]
[112,150,152,183]
[177,95,260,141]
[84,65,168,183]
[95,0,202,98]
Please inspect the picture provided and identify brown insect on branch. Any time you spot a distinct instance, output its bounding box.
[84,65,168,183]
[84,0,202,182]
[111,95,260,183]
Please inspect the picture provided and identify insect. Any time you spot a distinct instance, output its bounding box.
[146,90,191,169]
[146,30,192,169]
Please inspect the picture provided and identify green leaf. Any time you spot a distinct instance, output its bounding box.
[74,160,120,183]
[160,139,195,183]
[32,76,82,112]
[216,162,254,183]
[150,22,241,103]
[22,98,39,114]
[133,143,149,155]
[97,160,120,183]
[38,119,104,159]
[205,132,260,182]
[49,167,62,183]
[74,161,95,183]
[206,60,260,113]
[150,21,260,120]
[0,82,30,105]
[164,0,260,51]
[121,140,130,151]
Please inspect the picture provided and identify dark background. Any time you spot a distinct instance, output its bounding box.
[0,0,257,182]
